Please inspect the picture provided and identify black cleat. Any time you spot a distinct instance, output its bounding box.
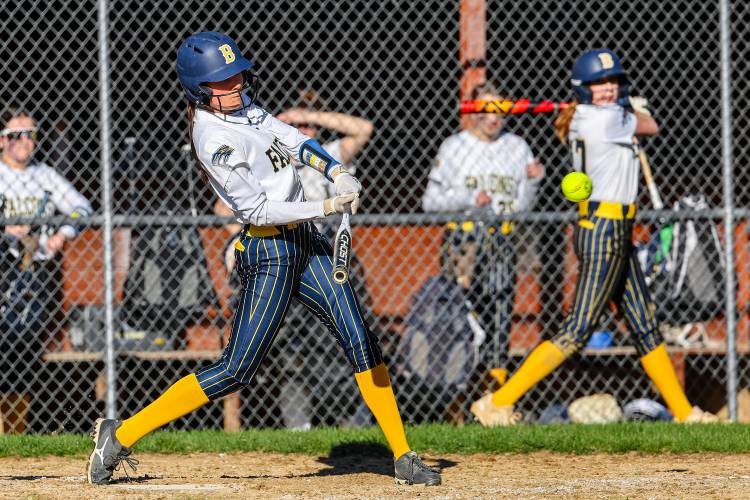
[86,418,137,484]
[394,451,441,486]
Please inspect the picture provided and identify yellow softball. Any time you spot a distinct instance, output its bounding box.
[561,172,593,202]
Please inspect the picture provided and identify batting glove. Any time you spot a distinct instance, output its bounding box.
[629,96,652,116]
[332,168,362,196]
[324,192,359,216]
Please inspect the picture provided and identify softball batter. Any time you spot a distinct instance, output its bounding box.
[471,48,718,425]
[87,32,440,486]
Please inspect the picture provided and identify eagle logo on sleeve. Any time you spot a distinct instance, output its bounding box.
[211,145,235,166]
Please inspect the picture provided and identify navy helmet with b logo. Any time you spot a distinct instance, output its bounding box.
[570,48,630,106]
[176,31,256,106]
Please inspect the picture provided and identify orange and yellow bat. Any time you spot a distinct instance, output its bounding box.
[460,99,572,115]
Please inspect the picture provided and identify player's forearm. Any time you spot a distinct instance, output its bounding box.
[307,111,373,139]
[422,185,472,212]
[635,113,659,136]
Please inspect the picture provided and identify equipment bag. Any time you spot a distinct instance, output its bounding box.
[641,194,726,324]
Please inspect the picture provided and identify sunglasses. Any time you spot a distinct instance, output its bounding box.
[1,128,38,142]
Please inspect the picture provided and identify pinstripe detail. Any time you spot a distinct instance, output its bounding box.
[224,236,260,369]
[553,214,663,356]
[581,217,609,327]
[621,248,661,355]
[236,237,293,383]
[196,236,257,389]
[318,250,374,367]
[296,274,351,354]
[308,255,363,367]
[298,229,364,363]
[200,237,288,394]
[196,222,383,400]
[555,216,629,352]
[568,217,600,337]
[298,228,380,371]
[231,238,276,372]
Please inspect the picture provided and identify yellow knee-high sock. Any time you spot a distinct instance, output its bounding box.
[640,343,692,421]
[492,341,567,407]
[115,373,210,448]
[354,363,410,458]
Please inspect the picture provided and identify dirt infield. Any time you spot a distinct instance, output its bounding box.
[2,450,750,499]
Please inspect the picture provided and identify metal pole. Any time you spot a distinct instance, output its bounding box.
[719,0,737,421]
[97,0,117,419]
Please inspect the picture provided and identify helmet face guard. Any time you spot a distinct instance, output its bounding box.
[197,70,260,113]
[570,48,630,106]
[176,31,259,112]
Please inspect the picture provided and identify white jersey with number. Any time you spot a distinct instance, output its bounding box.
[422,130,538,215]
[193,103,329,226]
[568,104,638,205]
[296,139,353,201]
[0,160,92,260]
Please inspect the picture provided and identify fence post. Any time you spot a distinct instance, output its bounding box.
[460,0,486,130]
[97,0,117,419]
[719,0,737,421]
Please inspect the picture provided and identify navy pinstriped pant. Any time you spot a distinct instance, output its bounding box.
[552,202,662,356]
[196,222,383,401]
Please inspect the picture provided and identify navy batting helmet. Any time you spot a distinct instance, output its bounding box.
[176,32,257,107]
[570,48,629,106]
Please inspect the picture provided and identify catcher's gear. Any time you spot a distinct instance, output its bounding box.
[176,31,258,109]
[571,48,630,106]
[86,418,138,484]
[394,451,442,486]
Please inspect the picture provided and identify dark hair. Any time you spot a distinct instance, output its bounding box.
[1,105,33,129]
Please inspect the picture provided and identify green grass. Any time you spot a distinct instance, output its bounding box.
[2,423,750,458]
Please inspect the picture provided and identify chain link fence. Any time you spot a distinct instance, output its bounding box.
[0,0,746,433]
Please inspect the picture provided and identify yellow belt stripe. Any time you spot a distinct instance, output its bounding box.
[578,200,637,220]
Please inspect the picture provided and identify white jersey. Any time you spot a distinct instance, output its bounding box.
[193,103,329,226]
[296,139,353,201]
[422,130,538,215]
[0,160,92,260]
[568,104,638,205]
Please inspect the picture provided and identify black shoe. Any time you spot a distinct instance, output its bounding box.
[86,418,137,484]
[394,451,441,486]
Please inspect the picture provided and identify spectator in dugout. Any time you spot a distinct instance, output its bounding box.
[422,82,544,395]
[0,106,92,432]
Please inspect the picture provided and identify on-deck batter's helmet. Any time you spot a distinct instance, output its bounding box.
[176,31,256,107]
[570,48,629,106]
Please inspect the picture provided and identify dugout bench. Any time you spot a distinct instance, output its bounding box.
[39,221,750,431]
